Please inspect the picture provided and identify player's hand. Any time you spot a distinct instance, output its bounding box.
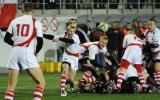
[34,51,37,57]
[53,36,59,42]
[105,58,112,65]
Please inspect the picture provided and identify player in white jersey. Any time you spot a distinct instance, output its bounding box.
[77,36,116,92]
[3,3,45,100]
[44,26,81,96]
[115,30,147,91]
[144,18,160,85]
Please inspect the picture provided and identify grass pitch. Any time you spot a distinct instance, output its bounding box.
[0,73,160,100]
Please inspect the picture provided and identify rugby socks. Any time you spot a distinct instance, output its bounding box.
[78,72,91,88]
[33,86,44,100]
[116,72,125,89]
[60,75,68,92]
[88,76,96,84]
[154,71,160,85]
[82,72,91,82]
[138,74,146,88]
[4,90,14,100]
[66,79,74,88]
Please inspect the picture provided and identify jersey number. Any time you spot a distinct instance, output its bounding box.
[16,24,29,36]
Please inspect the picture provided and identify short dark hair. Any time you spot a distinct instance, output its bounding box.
[22,2,34,13]
[149,18,157,24]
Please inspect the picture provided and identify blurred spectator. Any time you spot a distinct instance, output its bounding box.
[79,0,91,9]
[50,0,55,2]
[91,22,108,41]
[106,21,124,63]
[45,0,57,9]
[109,0,119,9]
[131,19,141,37]
[80,20,92,40]
[61,0,75,9]
[122,22,132,35]
[155,0,160,8]
[126,0,138,9]
[94,0,106,9]
[126,0,145,9]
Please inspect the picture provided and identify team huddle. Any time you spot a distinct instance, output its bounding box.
[2,2,160,100]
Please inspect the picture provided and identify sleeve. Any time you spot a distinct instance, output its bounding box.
[4,31,14,46]
[43,34,54,40]
[59,38,74,44]
[88,45,98,60]
[7,20,14,34]
[36,37,43,54]
[122,36,127,48]
[35,20,43,37]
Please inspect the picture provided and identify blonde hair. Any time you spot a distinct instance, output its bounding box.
[100,36,108,41]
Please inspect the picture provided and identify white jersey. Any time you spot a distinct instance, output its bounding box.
[122,34,142,64]
[61,33,80,70]
[80,41,108,60]
[59,33,81,54]
[123,34,142,48]
[144,28,160,52]
[7,15,42,70]
[7,15,43,53]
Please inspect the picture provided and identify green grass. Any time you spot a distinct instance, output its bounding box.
[0,73,160,100]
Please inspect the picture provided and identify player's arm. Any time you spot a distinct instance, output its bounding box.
[146,41,159,48]
[89,59,103,68]
[4,31,14,46]
[58,37,74,44]
[43,34,74,44]
[4,20,14,46]
[35,37,43,54]
[35,20,43,55]
[145,33,159,48]
[43,34,54,40]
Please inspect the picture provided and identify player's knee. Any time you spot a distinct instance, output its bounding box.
[62,64,69,74]
[154,62,160,72]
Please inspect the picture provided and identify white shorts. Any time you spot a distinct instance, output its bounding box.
[125,65,138,80]
[8,47,39,70]
[62,53,79,71]
[122,46,142,64]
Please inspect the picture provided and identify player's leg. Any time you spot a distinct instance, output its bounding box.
[116,59,130,90]
[134,64,147,88]
[151,53,160,85]
[68,69,76,92]
[134,49,147,89]
[4,69,19,100]
[154,61,160,85]
[116,47,133,90]
[26,67,45,100]
[77,71,92,93]
[60,62,69,96]
[20,50,45,100]
[67,57,79,92]
[4,50,19,100]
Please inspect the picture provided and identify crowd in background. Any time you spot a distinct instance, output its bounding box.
[19,0,160,9]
